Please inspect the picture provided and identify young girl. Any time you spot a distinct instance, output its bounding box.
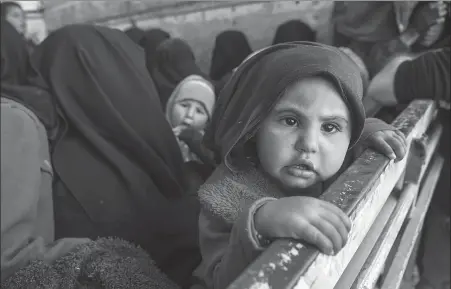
[194,42,407,289]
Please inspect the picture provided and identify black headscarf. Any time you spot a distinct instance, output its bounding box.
[150,38,206,107]
[123,26,145,44]
[139,28,171,73]
[209,30,253,82]
[204,42,365,169]
[272,20,316,45]
[0,21,29,85]
[31,25,200,286]
[1,17,57,137]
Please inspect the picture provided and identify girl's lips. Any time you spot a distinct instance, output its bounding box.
[291,159,315,171]
[286,165,316,178]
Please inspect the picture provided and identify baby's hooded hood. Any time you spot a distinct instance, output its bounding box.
[203,41,366,169]
[165,75,216,127]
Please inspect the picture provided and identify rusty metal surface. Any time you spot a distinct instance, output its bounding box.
[226,100,437,289]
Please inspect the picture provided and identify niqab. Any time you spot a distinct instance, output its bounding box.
[31,24,200,286]
[209,30,253,82]
[272,20,316,45]
[150,38,206,107]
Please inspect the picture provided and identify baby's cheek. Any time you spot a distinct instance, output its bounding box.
[321,148,348,178]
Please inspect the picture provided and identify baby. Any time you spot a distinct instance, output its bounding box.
[166,75,216,164]
[194,42,407,289]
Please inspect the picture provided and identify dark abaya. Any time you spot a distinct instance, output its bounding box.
[0,21,30,85]
[272,20,316,45]
[139,28,171,72]
[30,24,201,288]
[209,30,253,82]
[150,38,206,107]
[124,26,146,44]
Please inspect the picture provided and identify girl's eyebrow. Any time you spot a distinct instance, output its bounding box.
[321,116,349,124]
[274,107,349,124]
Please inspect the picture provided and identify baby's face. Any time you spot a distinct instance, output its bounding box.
[171,99,209,131]
[256,77,352,193]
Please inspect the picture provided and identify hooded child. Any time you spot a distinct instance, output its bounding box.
[166,74,216,166]
[194,42,407,289]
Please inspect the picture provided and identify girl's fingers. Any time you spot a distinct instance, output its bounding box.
[319,201,352,231]
[319,211,350,246]
[374,137,396,160]
[394,130,407,145]
[297,220,334,255]
[386,135,406,161]
[311,217,344,253]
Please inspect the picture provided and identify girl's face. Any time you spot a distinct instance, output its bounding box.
[256,77,352,193]
[172,99,209,131]
[6,6,26,35]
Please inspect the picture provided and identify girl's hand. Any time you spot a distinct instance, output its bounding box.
[254,197,351,255]
[365,130,407,162]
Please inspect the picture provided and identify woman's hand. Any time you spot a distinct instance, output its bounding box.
[254,197,351,255]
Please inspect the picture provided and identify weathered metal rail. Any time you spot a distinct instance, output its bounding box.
[227,100,443,289]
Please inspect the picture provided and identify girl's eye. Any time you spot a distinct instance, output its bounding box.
[282,117,298,127]
[180,103,189,108]
[322,123,340,133]
[196,108,206,115]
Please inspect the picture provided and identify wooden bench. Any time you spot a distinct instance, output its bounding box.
[227,100,443,289]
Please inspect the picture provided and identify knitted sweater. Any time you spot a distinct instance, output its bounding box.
[2,237,179,289]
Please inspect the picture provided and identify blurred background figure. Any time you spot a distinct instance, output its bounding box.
[150,38,207,108]
[272,19,316,44]
[124,26,146,44]
[209,30,253,94]
[332,1,448,77]
[1,16,29,85]
[140,28,171,72]
[1,1,26,35]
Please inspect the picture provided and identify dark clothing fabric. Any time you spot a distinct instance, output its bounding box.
[395,47,450,107]
[2,237,180,289]
[394,47,450,214]
[124,27,146,44]
[30,25,200,287]
[139,28,171,72]
[1,17,58,140]
[272,20,316,45]
[204,42,366,169]
[213,72,232,97]
[1,97,88,283]
[393,47,451,289]
[150,38,206,108]
[209,30,253,82]
[333,1,404,43]
[332,1,416,76]
[0,21,29,85]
